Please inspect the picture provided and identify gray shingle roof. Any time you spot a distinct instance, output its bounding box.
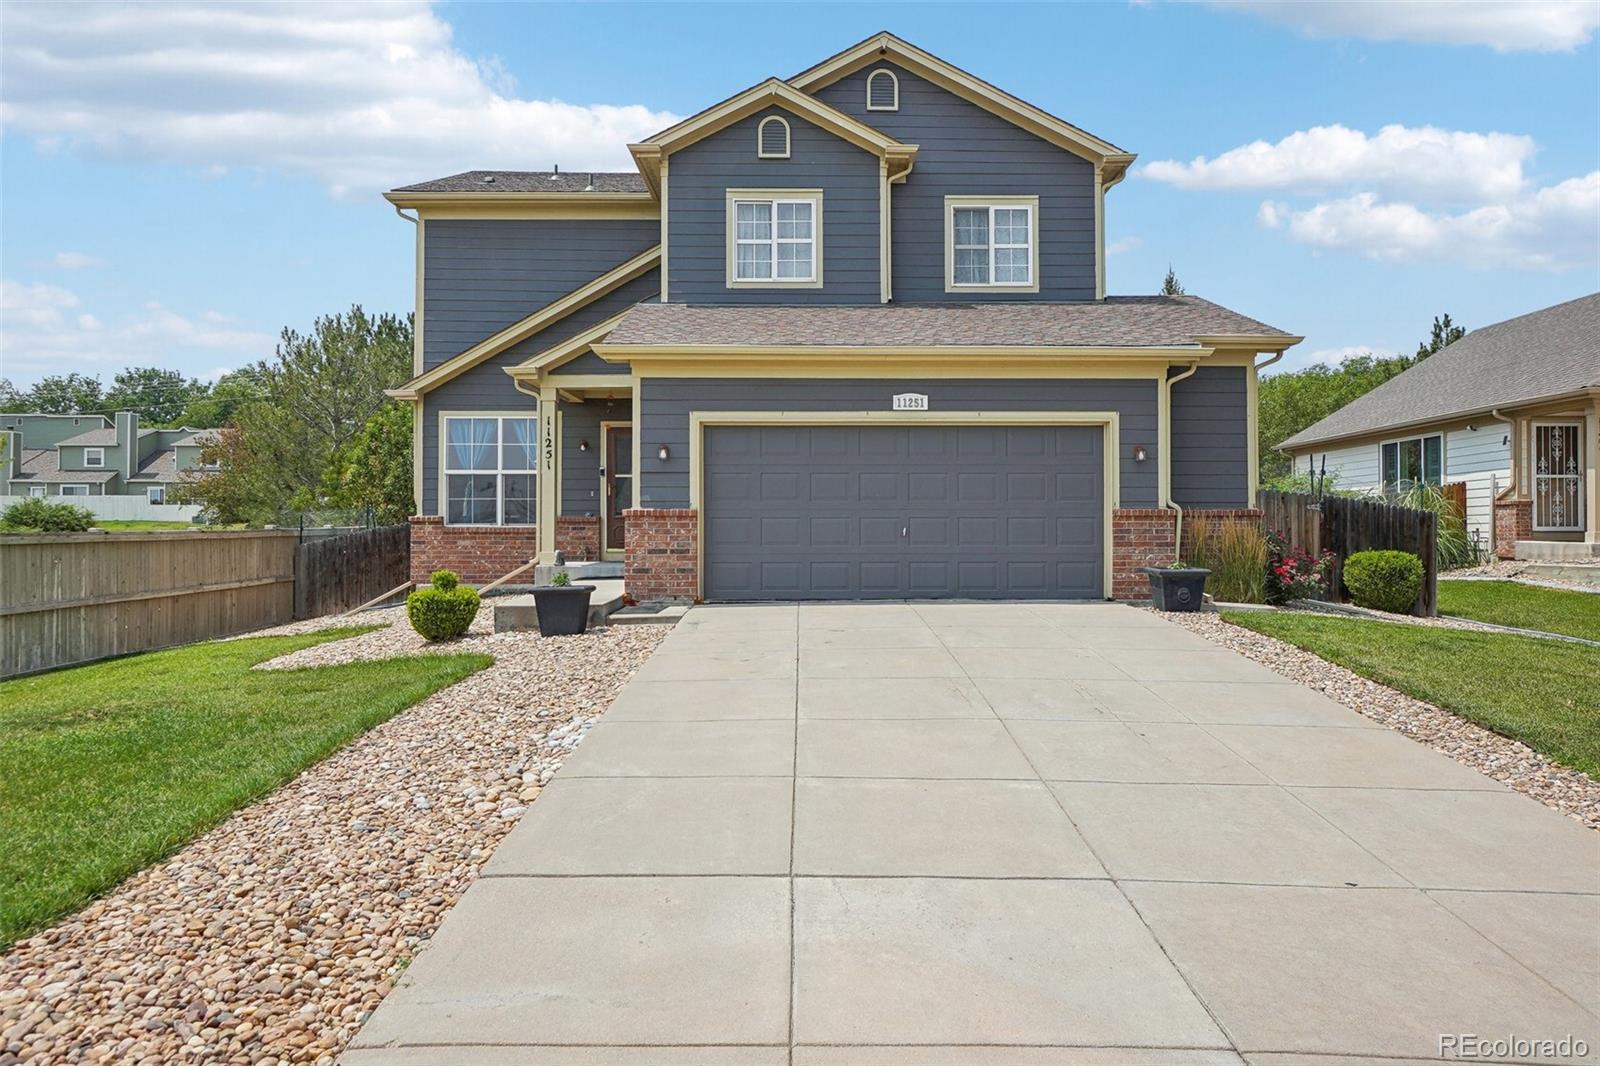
[127,450,179,483]
[57,427,119,446]
[171,430,220,448]
[603,296,1295,349]
[392,171,648,194]
[1280,293,1600,450]
[9,449,118,484]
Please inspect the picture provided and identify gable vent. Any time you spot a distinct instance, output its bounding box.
[866,68,899,111]
[757,115,791,159]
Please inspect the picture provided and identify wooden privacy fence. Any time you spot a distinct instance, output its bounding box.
[294,525,410,620]
[1,526,411,677]
[1258,490,1439,616]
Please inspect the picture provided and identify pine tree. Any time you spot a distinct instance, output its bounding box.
[1160,267,1185,296]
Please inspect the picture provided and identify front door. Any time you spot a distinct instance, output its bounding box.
[1533,422,1584,531]
[603,423,633,554]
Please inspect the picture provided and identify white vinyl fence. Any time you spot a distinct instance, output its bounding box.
[1,494,204,523]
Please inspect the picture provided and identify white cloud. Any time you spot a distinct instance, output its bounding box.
[52,252,105,270]
[0,1,683,196]
[1218,0,1600,52]
[1269,172,1600,270]
[1106,236,1143,255]
[0,278,275,381]
[1144,124,1534,203]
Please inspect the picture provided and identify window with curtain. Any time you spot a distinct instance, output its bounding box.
[951,203,1034,287]
[443,415,537,525]
[1380,434,1442,492]
[733,198,816,282]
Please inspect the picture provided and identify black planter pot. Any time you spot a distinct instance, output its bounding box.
[531,584,596,636]
[1141,567,1211,612]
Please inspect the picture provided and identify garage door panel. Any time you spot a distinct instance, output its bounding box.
[702,424,1103,600]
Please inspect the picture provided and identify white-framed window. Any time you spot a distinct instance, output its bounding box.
[60,484,90,496]
[146,485,166,505]
[28,485,46,498]
[756,116,791,159]
[1380,434,1443,492]
[441,414,537,526]
[945,197,1039,292]
[866,68,899,111]
[84,447,104,468]
[726,190,822,288]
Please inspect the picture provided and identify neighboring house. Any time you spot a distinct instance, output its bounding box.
[385,32,1302,601]
[1281,293,1599,561]
[0,410,219,504]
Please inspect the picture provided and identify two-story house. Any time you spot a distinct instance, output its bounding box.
[1,411,217,504]
[386,32,1300,601]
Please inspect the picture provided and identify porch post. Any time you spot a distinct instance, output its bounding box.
[1588,398,1599,542]
[538,384,560,564]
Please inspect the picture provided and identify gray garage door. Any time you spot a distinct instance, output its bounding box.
[703,424,1103,601]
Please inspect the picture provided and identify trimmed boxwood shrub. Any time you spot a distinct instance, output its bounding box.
[407,569,480,640]
[1,498,95,533]
[1343,550,1424,613]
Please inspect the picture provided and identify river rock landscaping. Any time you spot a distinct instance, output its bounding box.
[0,605,667,1066]
[1167,609,1600,830]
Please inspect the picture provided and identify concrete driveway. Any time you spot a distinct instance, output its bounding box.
[348,602,1600,1065]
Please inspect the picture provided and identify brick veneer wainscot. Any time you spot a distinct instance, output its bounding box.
[408,515,538,586]
[555,515,600,561]
[1110,507,1264,600]
[624,508,699,603]
[1493,497,1532,560]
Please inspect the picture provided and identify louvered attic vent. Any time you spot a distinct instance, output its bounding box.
[757,116,791,158]
[866,69,899,111]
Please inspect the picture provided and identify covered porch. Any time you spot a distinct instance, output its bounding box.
[1493,391,1600,561]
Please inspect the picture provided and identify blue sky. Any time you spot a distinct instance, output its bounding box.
[2,0,1597,389]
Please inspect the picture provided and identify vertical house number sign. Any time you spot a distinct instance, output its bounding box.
[892,393,929,411]
[542,410,556,472]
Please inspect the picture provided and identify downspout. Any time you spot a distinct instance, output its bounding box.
[1164,361,1200,559]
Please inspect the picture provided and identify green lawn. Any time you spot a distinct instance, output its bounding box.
[1437,579,1600,643]
[0,630,490,947]
[92,519,204,531]
[1223,610,1600,779]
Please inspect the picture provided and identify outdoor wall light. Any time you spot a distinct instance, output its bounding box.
[657,444,671,462]
[1132,445,1148,463]
[578,439,589,452]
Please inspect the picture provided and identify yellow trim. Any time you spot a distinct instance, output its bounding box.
[1093,166,1105,302]
[687,410,1121,600]
[659,157,670,301]
[414,218,426,376]
[1246,363,1260,506]
[789,33,1135,180]
[537,388,560,562]
[411,398,423,514]
[386,246,660,399]
[545,375,635,392]
[384,191,658,220]
[943,196,1041,295]
[879,159,892,303]
[631,374,643,526]
[634,77,913,156]
[757,116,792,159]
[866,68,900,111]
[725,189,824,289]
[505,310,632,377]
[599,419,632,559]
[1194,333,1304,351]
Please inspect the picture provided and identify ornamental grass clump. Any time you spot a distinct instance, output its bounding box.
[1344,549,1424,614]
[407,569,481,640]
[1396,481,1476,570]
[1183,514,1267,603]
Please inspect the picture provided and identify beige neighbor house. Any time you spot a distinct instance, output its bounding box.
[1280,293,1599,561]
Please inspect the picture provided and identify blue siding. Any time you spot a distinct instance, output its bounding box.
[548,351,629,376]
[423,219,658,368]
[666,106,880,303]
[419,270,658,514]
[637,378,1157,509]
[1169,366,1250,507]
[813,62,1097,302]
[559,397,630,517]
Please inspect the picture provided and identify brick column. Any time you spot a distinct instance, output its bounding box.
[408,515,538,586]
[1493,498,1532,559]
[624,508,698,603]
[1111,508,1177,600]
[554,515,600,561]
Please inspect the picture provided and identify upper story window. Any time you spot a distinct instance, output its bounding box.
[84,447,105,468]
[757,116,791,159]
[726,190,823,288]
[866,69,899,111]
[442,414,536,526]
[945,196,1039,293]
[1380,434,1442,492]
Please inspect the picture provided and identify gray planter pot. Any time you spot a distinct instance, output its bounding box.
[531,584,596,636]
[1140,567,1211,612]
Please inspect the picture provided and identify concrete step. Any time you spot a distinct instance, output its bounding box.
[1514,540,1600,561]
[1520,562,1600,587]
[534,560,623,583]
[491,579,626,633]
[608,604,689,626]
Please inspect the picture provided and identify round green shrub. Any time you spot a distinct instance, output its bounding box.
[0,497,96,533]
[407,572,480,640]
[1343,550,1424,613]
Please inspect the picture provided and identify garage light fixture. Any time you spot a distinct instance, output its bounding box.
[1132,445,1148,463]
[657,444,671,462]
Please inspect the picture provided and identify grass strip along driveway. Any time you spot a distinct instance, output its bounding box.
[0,629,490,947]
[1224,610,1600,779]
[1438,578,1600,643]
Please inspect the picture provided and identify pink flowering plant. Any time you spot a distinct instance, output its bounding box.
[1265,530,1335,605]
